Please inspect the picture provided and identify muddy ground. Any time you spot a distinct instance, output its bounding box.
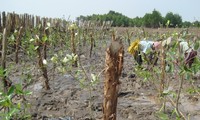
[8,27,200,120]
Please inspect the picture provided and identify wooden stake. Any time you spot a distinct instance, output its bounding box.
[83,30,86,46]
[112,30,115,41]
[126,29,131,46]
[103,37,124,120]
[35,36,50,90]
[2,11,6,28]
[71,28,77,67]
[89,33,94,58]
[1,28,9,92]
[160,45,166,96]
[15,27,23,64]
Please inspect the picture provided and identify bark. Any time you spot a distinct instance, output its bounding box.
[112,30,115,41]
[15,27,23,64]
[103,37,124,120]
[71,28,77,67]
[83,30,86,46]
[1,28,11,92]
[89,33,94,58]
[160,45,166,95]
[2,12,6,28]
[36,38,50,90]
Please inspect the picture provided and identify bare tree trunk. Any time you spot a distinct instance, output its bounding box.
[160,45,166,95]
[176,75,184,117]
[103,37,124,120]
[83,30,86,46]
[126,29,131,46]
[71,28,77,67]
[43,41,47,59]
[15,26,23,64]
[2,12,6,28]
[35,37,50,90]
[1,28,9,92]
[89,33,94,58]
[112,30,115,41]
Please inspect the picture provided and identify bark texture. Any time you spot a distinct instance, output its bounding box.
[103,37,124,120]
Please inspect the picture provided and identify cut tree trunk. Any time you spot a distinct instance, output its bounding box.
[15,26,23,64]
[89,33,94,58]
[35,37,50,90]
[103,37,124,120]
[71,28,77,67]
[1,28,11,92]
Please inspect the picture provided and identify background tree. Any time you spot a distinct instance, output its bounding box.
[193,20,200,28]
[182,21,191,28]
[76,10,199,28]
[143,13,152,28]
[151,9,163,28]
[164,12,182,27]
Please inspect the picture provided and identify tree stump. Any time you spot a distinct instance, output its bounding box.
[103,37,124,120]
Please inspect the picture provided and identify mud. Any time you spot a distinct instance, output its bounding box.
[7,28,200,120]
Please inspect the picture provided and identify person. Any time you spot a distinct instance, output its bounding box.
[128,39,160,66]
[179,40,198,67]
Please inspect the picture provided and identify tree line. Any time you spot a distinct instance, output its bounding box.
[76,10,200,28]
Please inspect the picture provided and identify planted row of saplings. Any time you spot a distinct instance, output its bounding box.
[0,19,121,119]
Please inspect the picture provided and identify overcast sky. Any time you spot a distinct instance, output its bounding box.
[1,0,199,22]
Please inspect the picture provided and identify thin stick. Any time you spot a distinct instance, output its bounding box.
[167,96,187,120]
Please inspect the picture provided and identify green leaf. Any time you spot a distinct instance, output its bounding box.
[179,69,185,75]
[156,112,169,120]
[171,41,179,51]
[162,89,170,95]
[34,46,39,50]
[91,74,97,82]
[194,41,199,50]
[30,38,35,42]
[15,84,23,94]
[0,67,4,77]
[42,35,48,42]
[183,65,192,73]
[8,108,18,118]
[23,91,32,95]
[79,79,86,88]
[7,86,15,96]
[0,96,11,107]
[47,22,51,27]
[185,73,191,80]
[172,108,180,118]
[17,102,21,109]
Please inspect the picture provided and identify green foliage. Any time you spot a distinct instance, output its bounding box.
[0,84,32,120]
[156,112,169,120]
[182,21,192,28]
[192,20,200,27]
[77,10,200,28]
[143,9,163,28]
[194,40,199,50]
[164,12,182,27]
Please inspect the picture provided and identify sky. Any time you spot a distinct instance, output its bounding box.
[0,0,199,22]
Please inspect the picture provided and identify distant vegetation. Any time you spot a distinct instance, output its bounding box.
[76,9,200,28]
